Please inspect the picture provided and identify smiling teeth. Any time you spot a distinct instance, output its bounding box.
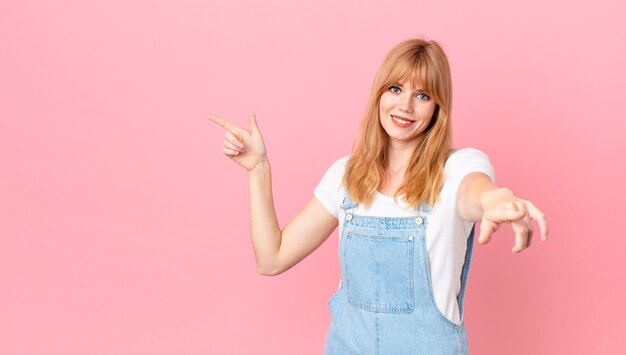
[393,116,412,124]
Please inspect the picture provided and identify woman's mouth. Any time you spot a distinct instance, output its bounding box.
[391,115,416,128]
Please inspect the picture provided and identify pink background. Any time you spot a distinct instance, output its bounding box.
[1,0,625,354]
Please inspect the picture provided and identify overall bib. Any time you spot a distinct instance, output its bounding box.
[323,194,475,355]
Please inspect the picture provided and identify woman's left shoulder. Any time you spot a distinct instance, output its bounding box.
[445,147,495,182]
[446,148,490,165]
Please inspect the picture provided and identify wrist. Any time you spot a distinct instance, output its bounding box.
[248,157,270,176]
[480,187,510,209]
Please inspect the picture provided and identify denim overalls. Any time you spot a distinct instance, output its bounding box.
[323,194,475,355]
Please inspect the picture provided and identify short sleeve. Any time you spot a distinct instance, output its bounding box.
[445,148,495,184]
[313,157,349,218]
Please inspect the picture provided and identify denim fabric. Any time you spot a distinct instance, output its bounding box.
[323,194,475,355]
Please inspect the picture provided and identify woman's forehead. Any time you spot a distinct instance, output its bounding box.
[395,77,426,90]
[387,74,428,91]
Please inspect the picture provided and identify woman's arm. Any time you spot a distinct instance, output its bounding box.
[248,159,337,275]
[457,172,549,253]
[209,114,338,275]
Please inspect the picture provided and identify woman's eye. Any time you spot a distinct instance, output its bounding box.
[416,93,430,100]
[389,86,401,94]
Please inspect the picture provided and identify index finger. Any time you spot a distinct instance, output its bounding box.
[524,201,549,242]
[208,114,243,135]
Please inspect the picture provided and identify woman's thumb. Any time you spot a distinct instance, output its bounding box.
[249,113,260,133]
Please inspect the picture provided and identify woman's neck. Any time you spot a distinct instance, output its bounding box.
[386,140,418,174]
[379,141,418,196]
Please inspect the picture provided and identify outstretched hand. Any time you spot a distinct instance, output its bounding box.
[478,188,549,254]
[208,113,267,172]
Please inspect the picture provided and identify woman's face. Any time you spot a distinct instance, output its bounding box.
[378,79,437,147]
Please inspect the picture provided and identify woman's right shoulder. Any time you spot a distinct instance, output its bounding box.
[314,156,350,216]
[318,156,350,186]
[329,156,350,170]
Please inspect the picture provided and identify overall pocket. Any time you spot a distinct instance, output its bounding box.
[343,230,415,313]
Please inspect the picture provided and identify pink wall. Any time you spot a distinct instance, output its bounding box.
[1,0,625,354]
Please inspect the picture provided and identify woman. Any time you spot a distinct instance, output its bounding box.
[209,38,548,354]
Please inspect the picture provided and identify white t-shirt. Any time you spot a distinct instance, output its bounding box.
[314,148,495,325]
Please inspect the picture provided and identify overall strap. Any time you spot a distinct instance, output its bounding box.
[340,192,359,211]
[416,202,431,216]
[457,224,476,323]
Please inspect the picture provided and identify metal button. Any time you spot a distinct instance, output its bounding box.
[345,213,353,221]
[415,217,423,226]
[408,235,414,241]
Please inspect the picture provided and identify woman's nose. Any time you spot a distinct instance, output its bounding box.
[398,94,414,113]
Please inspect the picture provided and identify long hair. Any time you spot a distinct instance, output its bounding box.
[343,38,453,208]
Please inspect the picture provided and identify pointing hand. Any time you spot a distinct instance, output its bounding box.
[208,113,268,172]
